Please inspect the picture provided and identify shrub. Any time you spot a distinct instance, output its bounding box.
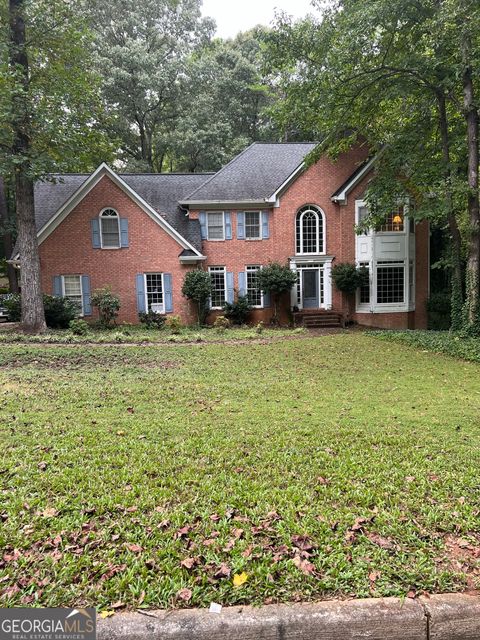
[69,319,89,336]
[91,287,120,328]
[213,315,230,333]
[1,293,21,322]
[427,292,451,330]
[139,310,167,329]
[255,321,265,334]
[166,314,183,334]
[331,263,368,294]
[182,270,213,325]
[223,296,252,325]
[256,263,298,325]
[43,295,79,328]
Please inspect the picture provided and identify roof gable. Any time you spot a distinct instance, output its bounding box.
[182,142,318,205]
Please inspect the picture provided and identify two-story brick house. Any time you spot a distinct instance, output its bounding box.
[13,142,429,328]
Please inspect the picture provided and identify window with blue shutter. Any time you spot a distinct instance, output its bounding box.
[135,274,146,313]
[81,275,92,316]
[262,211,270,239]
[120,219,129,247]
[199,211,207,240]
[164,274,173,313]
[237,212,245,239]
[226,272,234,303]
[225,212,232,240]
[91,219,101,248]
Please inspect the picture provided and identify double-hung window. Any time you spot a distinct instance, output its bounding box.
[99,208,121,248]
[246,265,262,307]
[62,275,83,316]
[376,261,405,304]
[207,212,225,240]
[245,212,261,240]
[209,266,227,308]
[145,273,164,313]
[358,262,370,305]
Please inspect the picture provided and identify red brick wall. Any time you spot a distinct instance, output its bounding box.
[39,175,198,324]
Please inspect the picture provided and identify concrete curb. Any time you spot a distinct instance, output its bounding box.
[97,593,480,640]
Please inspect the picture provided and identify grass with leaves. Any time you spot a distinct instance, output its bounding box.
[1,332,479,611]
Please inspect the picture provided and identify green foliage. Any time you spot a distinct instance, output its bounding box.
[139,310,167,329]
[91,287,120,328]
[427,293,451,330]
[331,263,368,295]
[256,263,297,324]
[69,319,90,336]
[182,270,213,325]
[255,321,265,334]
[1,294,21,322]
[1,293,79,328]
[222,296,252,325]
[213,315,230,333]
[165,315,183,334]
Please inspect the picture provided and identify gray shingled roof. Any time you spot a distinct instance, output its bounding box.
[182,142,318,203]
[31,172,214,253]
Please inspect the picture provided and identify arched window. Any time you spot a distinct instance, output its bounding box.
[99,208,120,248]
[296,205,324,254]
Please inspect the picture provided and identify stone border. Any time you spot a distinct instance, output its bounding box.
[97,593,480,640]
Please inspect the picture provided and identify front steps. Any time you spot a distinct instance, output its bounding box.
[293,309,345,329]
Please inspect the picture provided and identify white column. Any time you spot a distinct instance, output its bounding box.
[324,260,332,309]
[290,260,298,308]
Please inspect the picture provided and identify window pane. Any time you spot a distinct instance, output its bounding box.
[359,263,370,304]
[379,207,404,232]
[63,276,82,315]
[376,264,404,303]
[145,274,163,311]
[296,206,323,254]
[245,212,260,239]
[100,211,120,247]
[246,265,262,306]
[209,267,226,307]
[207,212,224,240]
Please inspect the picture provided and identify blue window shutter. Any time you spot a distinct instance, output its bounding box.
[82,275,92,316]
[91,219,101,248]
[263,290,271,308]
[199,211,207,240]
[136,274,146,313]
[225,212,232,240]
[262,211,270,239]
[237,212,245,239]
[120,219,129,247]
[164,273,173,313]
[53,276,62,297]
[238,271,246,297]
[226,272,234,303]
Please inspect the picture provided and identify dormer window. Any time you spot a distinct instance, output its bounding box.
[100,208,121,248]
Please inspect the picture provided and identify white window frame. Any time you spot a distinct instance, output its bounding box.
[206,211,225,241]
[296,205,326,256]
[244,211,262,240]
[245,265,263,308]
[375,260,406,307]
[61,275,84,317]
[99,207,121,249]
[208,266,227,309]
[144,273,165,314]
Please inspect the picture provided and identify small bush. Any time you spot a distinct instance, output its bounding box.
[69,319,89,336]
[255,321,265,334]
[427,292,451,330]
[139,310,167,329]
[331,263,368,294]
[166,315,183,334]
[213,315,230,333]
[1,293,21,321]
[91,287,120,328]
[43,295,78,329]
[182,270,213,325]
[223,296,252,325]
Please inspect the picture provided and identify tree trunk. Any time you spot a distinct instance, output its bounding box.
[462,28,480,329]
[436,91,463,330]
[9,0,46,332]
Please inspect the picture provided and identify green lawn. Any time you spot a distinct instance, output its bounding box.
[1,333,479,610]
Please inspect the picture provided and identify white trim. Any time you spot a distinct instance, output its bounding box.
[37,163,203,256]
[244,211,262,240]
[290,257,333,310]
[296,205,326,256]
[99,207,121,249]
[206,211,225,241]
[208,266,227,310]
[269,162,307,205]
[144,272,165,314]
[331,152,383,205]
[61,274,84,317]
[179,255,207,263]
